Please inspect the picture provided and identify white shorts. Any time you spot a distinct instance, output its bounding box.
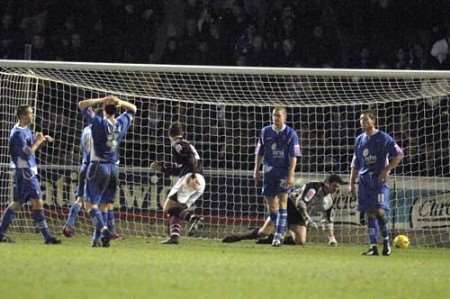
[167,173,205,208]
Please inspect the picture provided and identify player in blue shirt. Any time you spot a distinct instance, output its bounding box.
[0,105,61,244]
[349,111,404,256]
[254,107,301,246]
[62,124,92,237]
[78,95,136,247]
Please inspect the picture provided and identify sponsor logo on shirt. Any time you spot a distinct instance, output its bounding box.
[363,148,377,165]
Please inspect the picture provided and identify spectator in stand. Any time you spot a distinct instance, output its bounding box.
[0,38,15,59]
[30,34,53,60]
[430,33,449,69]
[179,18,201,64]
[409,43,428,70]
[394,48,409,69]
[247,34,268,67]
[307,25,334,67]
[234,22,256,58]
[353,47,374,68]
[276,38,297,67]
[191,39,212,65]
[161,38,184,64]
[207,23,227,65]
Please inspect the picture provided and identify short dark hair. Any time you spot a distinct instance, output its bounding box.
[361,110,377,122]
[325,174,346,185]
[16,105,31,119]
[168,122,183,137]
[104,103,117,116]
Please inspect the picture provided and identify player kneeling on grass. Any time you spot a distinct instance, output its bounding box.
[150,123,205,245]
[0,105,61,244]
[223,174,345,246]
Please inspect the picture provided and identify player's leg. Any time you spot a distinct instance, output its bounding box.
[0,201,21,242]
[162,173,206,244]
[183,174,206,236]
[102,166,119,240]
[358,177,379,256]
[63,165,87,237]
[289,224,306,245]
[272,192,288,247]
[363,209,380,256]
[20,170,61,244]
[161,196,184,244]
[30,198,61,244]
[375,186,391,256]
[63,197,83,237]
[85,162,111,247]
[223,217,273,243]
[0,170,25,242]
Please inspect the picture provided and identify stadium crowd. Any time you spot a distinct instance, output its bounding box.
[1,0,450,69]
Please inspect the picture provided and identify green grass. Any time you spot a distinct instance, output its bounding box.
[0,234,449,299]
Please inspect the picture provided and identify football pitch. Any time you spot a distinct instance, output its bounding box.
[0,235,449,299]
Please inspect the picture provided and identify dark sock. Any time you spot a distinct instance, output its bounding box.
[31,210,52,241]
[0,207,16,236]
[377,214,389,241]
[107,210,116,234]
[368,217,379,246]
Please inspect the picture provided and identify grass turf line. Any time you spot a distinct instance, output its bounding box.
[0,234,449,299]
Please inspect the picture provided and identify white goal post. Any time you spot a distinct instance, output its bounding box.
[0,60,449,247]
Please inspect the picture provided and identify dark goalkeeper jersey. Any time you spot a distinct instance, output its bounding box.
[162,138,202,178]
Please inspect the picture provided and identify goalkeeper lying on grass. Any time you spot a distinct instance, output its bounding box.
[223,174,346,246]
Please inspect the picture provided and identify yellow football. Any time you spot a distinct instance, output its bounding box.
[393,234,410,249]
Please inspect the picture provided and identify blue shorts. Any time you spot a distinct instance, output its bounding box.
[75,164,88,198]
[13,168,42,203]
[262,168,289,197]
[85,162,118,205]
[357,173,390,212]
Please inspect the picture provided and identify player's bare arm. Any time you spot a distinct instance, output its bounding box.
[30,132,53,153]
[378,154,404,183]
[253,154,263,182]
[287,156,297,188]
[78,96,109,109]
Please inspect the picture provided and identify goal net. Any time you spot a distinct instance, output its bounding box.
[0,60,449,247]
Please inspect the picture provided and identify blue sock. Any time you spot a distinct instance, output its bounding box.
[65,203,82,227]
[102,211,108,226]
[368,217,379,246]
[107,210,116,234]
[0,207,16,236]
[92,227,101,241]
[377,215,390,241]
[269,211,278,225]
[31,210,52,241]
[89,209,106,237]
[275,208,288,240]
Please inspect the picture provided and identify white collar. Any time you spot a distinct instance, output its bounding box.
[272,124,286,133]
[364,129,379,137]
[15,123,28,129]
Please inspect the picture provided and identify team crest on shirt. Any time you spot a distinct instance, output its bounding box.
[363,148,369,157]
[175,143,183,153]
[271,143,284,159]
